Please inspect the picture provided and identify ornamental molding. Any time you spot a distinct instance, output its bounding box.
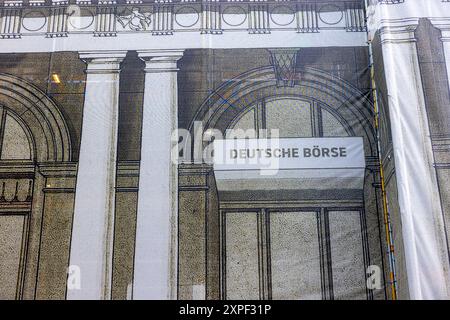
[138,49,184,72]
[366,0,450,40]
[117,6,151,30]
[369,0,449,5]
[269,48,299,87]
[376,17,450,44]
[378,18,419,44]
[0,0,367,39]
[429,17,450,42]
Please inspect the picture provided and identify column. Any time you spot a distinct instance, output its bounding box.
[67,51,127,300]
[378,20,450,299]
[133,49,184,300]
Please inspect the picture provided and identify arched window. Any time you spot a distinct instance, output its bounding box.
[226,97,351,139]
[0,107,33,160]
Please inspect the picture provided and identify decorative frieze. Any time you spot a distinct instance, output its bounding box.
[117,7,152,31]
[0,0,370,39]
[296,3,318,33]
[46,0,68,37]
[345,1,366,32]
[95,2,117,36]
[152,3,173,35]
[248,2,269,34]
[201,3,222,34]
[0,180,33,200]
[29,0,45,6]
[0,1,22,38]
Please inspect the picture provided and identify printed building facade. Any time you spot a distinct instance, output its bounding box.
[0,0,449,300]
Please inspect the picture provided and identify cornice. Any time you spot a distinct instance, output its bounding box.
[0,0,367,40]
[429,17,450,42]
[378,18,419,44]
[37,162,78,177]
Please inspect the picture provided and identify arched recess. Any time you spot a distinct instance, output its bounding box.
[0,73,74,300]
[0,73,72,162]
[180,66,387,300]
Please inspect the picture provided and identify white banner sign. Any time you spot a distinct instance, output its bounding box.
[213,137,365,172]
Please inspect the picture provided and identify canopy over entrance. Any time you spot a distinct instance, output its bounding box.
[213,137,365,201]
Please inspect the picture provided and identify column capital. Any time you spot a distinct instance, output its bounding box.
[79,50,128,74]
[429,18,450,42]
[378,18,419,44]
[137,49,185,73]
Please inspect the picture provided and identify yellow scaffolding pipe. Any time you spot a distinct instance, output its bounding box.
[368,41,398,300]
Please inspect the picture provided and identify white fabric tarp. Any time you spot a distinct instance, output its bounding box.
[367,0,450,299]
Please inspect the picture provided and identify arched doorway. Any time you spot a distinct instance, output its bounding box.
[179,66,386,300]
[0,74,72,299]
[0,107,34,300]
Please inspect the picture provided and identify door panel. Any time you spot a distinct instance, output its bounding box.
[0,215,26,299]
[270,211,322,300]
[328,210,366,299]
[225,212,260,300]
[222,208,368,300]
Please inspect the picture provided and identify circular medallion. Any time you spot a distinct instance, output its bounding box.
[175,6,200,28]
[222,6,247,27]
[318,4,344,25]
[68,7,95,30]
[270,6,295,27]
[22,11,47,32]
